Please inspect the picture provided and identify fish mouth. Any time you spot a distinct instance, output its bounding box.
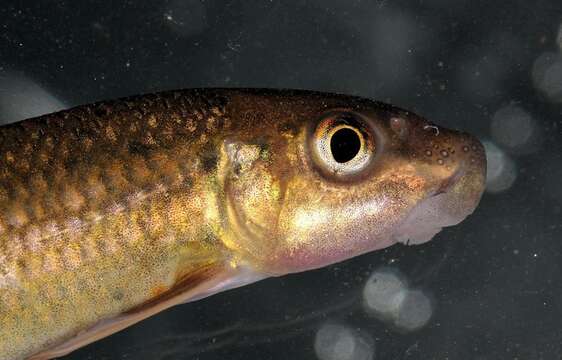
[393,155,486,246]
[431,166,466,197]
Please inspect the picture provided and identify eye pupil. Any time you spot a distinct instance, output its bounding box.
[330,127,361,163]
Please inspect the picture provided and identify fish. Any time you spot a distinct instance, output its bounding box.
[0,88,486,359]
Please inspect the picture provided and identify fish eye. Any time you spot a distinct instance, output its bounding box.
[330,127,361,163]
[309,112,376,179]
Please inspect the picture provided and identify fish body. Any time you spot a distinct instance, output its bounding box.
[0,89,486,359]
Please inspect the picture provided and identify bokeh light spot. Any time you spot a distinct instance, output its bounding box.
[0,70,67,124]
[314,323,375,360]
[557,23,562,52]
[490,104,539,154]
[394,289,433,331]
[532,52,562,103]
[362,267,407,318]
[483,141,518,193]
[362,268,434,332]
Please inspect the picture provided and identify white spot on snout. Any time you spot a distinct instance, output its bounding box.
[423,125,439,136]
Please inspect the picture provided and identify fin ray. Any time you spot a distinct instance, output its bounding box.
[27,261,243,360]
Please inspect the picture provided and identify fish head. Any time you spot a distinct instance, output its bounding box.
[222,92,486,275]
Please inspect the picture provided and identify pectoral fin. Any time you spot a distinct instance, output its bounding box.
[28,262,264,360]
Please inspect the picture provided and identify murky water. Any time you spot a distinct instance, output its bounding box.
[1,1,561,359]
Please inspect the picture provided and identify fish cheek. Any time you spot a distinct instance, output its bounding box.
[222,142,285,268]
[270,162,433,273]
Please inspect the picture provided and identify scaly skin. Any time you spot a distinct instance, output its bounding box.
[0,89,486,359]
[0,90,235,358]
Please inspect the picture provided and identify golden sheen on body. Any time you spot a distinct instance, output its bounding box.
[0,89,486,359]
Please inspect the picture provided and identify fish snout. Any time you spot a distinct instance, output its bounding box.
[435,132,486,196]
[393,129,486,246]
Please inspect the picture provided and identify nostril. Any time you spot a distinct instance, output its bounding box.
[390,117,409,138]
[463,139,487,171]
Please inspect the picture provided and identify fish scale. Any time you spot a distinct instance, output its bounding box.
[0,90,231,359]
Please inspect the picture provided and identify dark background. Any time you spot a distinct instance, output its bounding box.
[1,1,562,359]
